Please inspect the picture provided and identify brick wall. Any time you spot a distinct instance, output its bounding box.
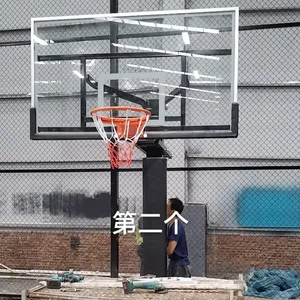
[0,231,299,277]
[0,231,139,274]
[207,233,300,277]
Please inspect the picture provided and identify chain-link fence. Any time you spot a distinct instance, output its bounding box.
[1,0,300,298]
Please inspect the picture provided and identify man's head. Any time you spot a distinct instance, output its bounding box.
[167,197,184,218]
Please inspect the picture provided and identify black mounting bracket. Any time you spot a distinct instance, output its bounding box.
[136,139,172,159]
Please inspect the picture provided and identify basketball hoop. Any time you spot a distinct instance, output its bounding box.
[91,106,151,168]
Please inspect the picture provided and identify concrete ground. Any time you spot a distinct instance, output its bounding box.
[28,276,245,300]
[1,273,299,300]
[2,276,297,300]
[29,287,236,300]
[29,288,300,300]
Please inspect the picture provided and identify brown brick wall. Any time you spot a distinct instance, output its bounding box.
[0,231,139,273]
[207,233,300,277]
[1,231,299,277]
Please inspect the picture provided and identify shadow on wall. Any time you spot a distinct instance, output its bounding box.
[13,191,111,219]
[237,187,300,228]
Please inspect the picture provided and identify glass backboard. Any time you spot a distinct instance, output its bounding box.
[30,7,239,140]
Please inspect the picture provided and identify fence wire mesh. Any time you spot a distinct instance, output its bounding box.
[1,0,300,298]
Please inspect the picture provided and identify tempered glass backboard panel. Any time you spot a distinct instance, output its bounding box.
[31,8,238,139]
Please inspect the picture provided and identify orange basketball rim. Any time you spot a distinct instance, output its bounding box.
[90,106,151,168]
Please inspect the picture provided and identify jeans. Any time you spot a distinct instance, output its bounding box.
[167,264,191,277]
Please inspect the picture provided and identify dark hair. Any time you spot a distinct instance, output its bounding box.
[169,197,184,214]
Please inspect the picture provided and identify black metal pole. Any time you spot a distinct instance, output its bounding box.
[110,167,119,278]
[180,56,187,126]
[143,157,168,277]
[180,4,188,127]
[110,0,119,279]
[80,58,87,128]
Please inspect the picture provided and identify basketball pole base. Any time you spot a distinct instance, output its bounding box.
[143,157,167,277]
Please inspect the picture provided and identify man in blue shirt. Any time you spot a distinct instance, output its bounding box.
[166,197,191,277]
